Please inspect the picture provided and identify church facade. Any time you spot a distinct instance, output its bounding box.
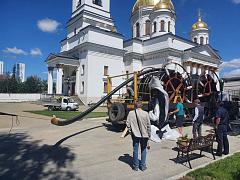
[45,0,222,105]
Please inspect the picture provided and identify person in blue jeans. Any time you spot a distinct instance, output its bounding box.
[215,102,229,156]
[169,97,185,136]
[192,99,204,138]
[126,100,151,171]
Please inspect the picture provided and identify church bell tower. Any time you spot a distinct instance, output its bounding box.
[68,0,115,39]
[72,0,110,16]
[191,11,209,45]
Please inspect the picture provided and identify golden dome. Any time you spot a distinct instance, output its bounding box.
[132,0,159,13]
[192,17,208,30]
[153,0,175,12]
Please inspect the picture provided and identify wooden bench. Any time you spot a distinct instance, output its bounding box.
[176,134,216,169]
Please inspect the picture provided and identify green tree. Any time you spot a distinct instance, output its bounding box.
[7,76,21,93]
[0,73,22,93]
[24,76,42,93]
[40,79,48,93]
[0,74,47,93]
[0,74,8,93]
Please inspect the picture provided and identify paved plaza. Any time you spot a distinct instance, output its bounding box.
[0,102,240,180]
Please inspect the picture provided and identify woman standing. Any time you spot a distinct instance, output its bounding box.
[169,97,184,136]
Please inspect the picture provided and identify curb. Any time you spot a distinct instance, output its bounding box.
[167,150,240,180]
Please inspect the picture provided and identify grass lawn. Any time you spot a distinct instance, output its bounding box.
[26,110,107,120]
[182,152,240,180]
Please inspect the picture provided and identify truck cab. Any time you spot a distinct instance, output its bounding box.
[60,97,79,111]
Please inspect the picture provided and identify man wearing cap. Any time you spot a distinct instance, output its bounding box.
[192,99,204,139]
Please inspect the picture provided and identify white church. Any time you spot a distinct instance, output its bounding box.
[45,0,222,105]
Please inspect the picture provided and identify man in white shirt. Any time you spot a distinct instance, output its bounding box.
[192,99,204,138]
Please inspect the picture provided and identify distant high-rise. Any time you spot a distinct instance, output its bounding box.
[16,63,25,82]
[0,61,3,75]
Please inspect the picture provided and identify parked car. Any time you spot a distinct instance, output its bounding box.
[43,97,79,111]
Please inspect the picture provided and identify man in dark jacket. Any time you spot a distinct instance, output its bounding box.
[192,99,204,139]
[215,102,229,156]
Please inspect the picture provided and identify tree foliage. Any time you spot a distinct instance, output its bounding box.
[0,74,47,93]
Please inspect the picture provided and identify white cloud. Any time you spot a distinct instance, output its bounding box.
[30,48,42,56]
[220,58,240,69]
[37,18,60,33]
[3,47,27,55]
[223,69,240,78]
[232,0,240,4]
[220,58,240,78]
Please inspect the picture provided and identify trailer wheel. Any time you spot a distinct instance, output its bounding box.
[108,103,125,122]
[48,106,54,111]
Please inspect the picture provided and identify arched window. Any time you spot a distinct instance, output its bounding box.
[145,20,151,35]
[136,23,140,37]
[194,37,197,43]
[93,0,102,6]
[206,37,208,44]
[168,21,171,32]
[160,20,165,32]
[153,22,157,33]
[200,37,204,45]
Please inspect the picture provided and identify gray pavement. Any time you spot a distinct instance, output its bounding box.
[0,102,240,180]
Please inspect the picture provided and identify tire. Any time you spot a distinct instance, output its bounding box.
[66,107,71,111]
[108,103,125,122]
[48,106,54,111]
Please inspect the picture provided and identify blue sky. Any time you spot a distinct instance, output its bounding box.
[0,0,240,79]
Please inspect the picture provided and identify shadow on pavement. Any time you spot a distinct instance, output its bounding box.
[170,153,205,169]
[102,123,125,133]
[118,153,132,168]
[0,133,81,180]
[54,125,103,146]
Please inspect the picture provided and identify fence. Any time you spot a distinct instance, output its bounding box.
[0,93,46,102]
